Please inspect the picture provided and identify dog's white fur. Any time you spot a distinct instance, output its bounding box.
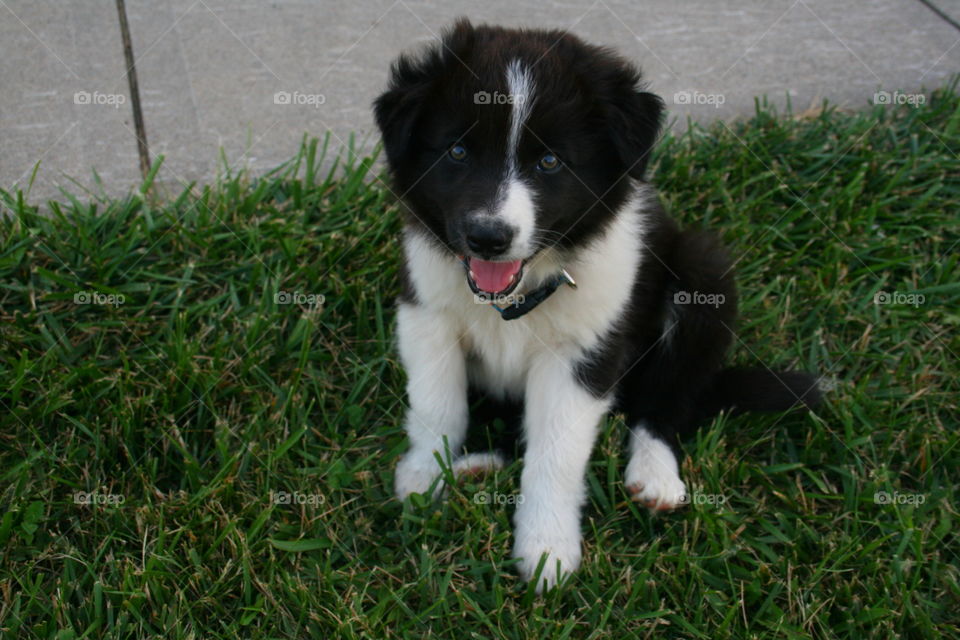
[625,422,688,509]
[490,179,537,261]
[395,187,655,591]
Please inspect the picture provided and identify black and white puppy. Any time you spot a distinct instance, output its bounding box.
[374,19,820,592]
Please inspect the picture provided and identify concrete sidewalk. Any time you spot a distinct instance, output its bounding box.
[1,0,958,204]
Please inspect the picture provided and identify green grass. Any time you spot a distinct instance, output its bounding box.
[1,84,959,639]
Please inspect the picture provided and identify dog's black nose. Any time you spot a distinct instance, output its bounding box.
[465,220,513,257]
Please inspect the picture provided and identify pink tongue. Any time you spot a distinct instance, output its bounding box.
[469,258,522,293]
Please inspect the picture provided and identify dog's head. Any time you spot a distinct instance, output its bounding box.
[374,19,663,296]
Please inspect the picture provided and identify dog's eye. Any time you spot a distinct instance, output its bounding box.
[537,153,561,173]
[448,144,468,162]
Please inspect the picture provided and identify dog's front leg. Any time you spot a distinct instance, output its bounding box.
[512,354,611,592]
[393,303,468,499]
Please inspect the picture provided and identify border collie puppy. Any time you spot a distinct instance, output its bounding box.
[374,19,820,592]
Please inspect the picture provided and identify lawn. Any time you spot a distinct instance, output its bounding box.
[1,84,958,639]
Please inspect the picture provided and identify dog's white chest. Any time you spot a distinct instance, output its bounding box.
[459,301,567,398]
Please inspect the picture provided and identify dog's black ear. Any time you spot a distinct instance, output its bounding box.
[373,19,475,168]
[373,53,435,168]
[603,65,664,180]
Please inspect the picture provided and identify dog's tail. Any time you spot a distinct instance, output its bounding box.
[700,367,823,418]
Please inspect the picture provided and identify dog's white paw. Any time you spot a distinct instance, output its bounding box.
[394,450,445,500]
[512,526,581,593]
[626,464,687,511]
[625,427,687,511]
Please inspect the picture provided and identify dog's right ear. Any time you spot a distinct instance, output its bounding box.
[374,19,475,169]
[373,52,435,169]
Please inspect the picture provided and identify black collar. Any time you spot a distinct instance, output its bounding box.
[486,269,577,321]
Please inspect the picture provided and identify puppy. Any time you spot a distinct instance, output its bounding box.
[374,19,820,592]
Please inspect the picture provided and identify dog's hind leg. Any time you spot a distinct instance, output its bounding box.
[622,228,737,510]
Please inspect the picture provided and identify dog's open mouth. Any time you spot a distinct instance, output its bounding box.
[460,256,525,297]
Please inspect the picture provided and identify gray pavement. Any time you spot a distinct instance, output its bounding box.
[1,0,959,205]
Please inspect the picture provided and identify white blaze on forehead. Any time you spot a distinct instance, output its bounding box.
[490,59,536,258]
[505,59,534,172]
